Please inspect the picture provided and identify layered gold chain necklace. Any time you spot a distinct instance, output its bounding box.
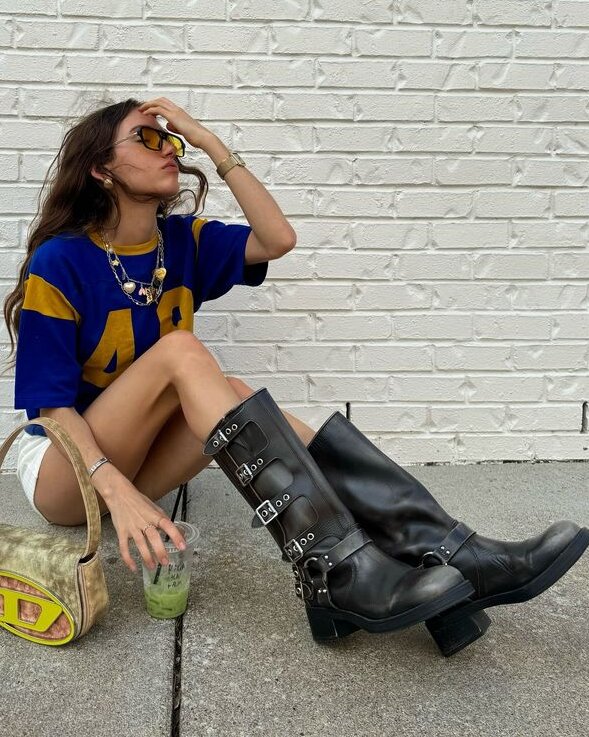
[100,228,167,306]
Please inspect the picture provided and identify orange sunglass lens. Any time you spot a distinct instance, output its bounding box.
[141,128,184,157]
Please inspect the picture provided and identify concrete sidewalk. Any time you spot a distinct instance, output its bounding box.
[1,462,588,737]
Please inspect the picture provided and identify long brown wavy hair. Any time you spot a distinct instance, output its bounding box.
[3,98,209,371]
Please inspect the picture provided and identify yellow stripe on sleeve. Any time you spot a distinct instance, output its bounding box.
[22,274,81,323]
[191,217,208,248]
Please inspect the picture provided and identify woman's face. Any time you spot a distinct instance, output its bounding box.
[104,108,180,200]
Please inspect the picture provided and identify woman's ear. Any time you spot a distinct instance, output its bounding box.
[91,167,113,189]
[90,166,105,184]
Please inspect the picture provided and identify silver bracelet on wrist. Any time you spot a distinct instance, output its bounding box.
[88,456,111,478]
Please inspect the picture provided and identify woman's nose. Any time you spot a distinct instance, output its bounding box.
[161,138,176,157]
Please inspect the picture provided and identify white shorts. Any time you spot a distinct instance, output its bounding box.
[16,432,53,523]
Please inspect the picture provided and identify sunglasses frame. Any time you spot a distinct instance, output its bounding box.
[111,125,186,157]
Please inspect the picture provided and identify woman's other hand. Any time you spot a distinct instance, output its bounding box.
[99,468,187,574]
[138,97,216,151]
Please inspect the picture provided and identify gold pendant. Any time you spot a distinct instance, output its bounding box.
[123,281,135,294]
[152,267,166,281]
[139,286,154,303]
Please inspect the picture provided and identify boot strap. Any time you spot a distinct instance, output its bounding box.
[293,528,372,604]
[203,416,249,455]
[283,529,319,562]
[251,491,299,528]
[422,521,475,567]
[315,528,371,574]
[234,449,276,487]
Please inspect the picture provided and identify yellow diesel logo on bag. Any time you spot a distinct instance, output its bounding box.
[0,571,75,646]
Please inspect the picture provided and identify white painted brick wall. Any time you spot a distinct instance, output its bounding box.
[1,1,588,469]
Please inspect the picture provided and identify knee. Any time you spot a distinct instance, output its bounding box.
[226,376,256,399]
[158,330,216,371]
[156,330,222,383]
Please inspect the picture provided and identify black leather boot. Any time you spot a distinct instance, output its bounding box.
[203,388,474,642]
[307,412,589,655]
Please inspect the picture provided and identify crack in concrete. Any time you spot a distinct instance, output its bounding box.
[169,483,189,737]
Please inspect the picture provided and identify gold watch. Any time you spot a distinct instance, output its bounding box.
[216,152,246,179]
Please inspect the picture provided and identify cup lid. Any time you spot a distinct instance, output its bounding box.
[162,521,199,551]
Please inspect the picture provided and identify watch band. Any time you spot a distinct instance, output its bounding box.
[216,152,246,179]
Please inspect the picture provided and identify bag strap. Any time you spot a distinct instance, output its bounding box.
[0,417,102,559]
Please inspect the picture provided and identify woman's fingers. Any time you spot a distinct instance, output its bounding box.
[139,99,180,120]
[158,517,187,553]
[138,98,212,149]
[143,525,170,567]
[133,530,158,571]
[139,100,195,134]
[109,487,187,573]
[118,523,185,575]
[119,535,138,574]
[139,97,174,112]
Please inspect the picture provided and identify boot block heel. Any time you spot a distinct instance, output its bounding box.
[426,609,492,657]
[306,606,360,642]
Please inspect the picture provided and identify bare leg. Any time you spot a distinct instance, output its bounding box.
[132,376,315,501]
[33,331,316,525]
[35,331,245,524]
[225,377,316,446]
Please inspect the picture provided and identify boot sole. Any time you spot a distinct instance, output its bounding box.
[427,526,589,657]
[306,579,474,642]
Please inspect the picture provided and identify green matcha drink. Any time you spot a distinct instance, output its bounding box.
[144,581,189,619]
[141,522,199,620]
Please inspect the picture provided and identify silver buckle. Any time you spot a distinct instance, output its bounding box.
[236,462,254,486]
[212,429,228,448]
[422,548,450,567]
[284,538,304,562]
[255,500,278,526]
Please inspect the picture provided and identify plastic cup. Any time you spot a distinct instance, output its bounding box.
[141,521,199,619]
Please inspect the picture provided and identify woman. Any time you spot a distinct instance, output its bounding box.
[4,98,585,653]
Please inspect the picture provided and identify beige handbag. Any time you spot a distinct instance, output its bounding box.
[0,417,109,645]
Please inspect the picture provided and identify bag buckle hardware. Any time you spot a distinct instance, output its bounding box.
[0,586,63,633]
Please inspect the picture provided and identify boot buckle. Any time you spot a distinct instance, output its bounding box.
[236,456,267,486]
[254,499,278,526]
[422,548,451,567]
[236,462,254,485]
[207,428,228,452]
[293,560,317,601]
[422,524,475,567]
[284,538,304,562]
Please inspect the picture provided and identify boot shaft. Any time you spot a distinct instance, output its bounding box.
[308,411,457,564]
[203,388,357,563]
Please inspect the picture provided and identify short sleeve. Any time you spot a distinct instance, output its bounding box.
[192,219,268,309]
[14,243,82,411]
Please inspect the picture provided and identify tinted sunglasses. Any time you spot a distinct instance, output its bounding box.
[112,125,186,157]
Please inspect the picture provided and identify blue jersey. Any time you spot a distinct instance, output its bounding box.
[14,214,268,436]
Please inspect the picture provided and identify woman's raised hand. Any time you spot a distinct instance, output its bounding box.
[138,97,216,151]
[99,468,187,574]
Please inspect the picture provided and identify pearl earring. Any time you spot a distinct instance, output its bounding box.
[103,177,113,189]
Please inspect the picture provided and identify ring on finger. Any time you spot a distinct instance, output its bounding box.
[142,523,157,535]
